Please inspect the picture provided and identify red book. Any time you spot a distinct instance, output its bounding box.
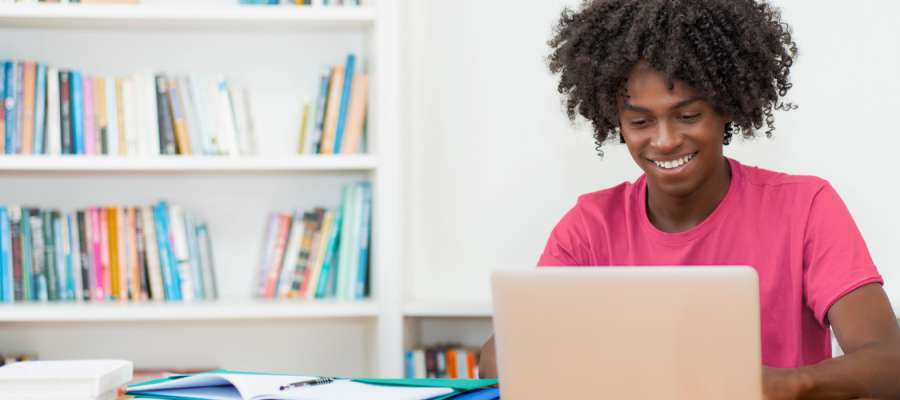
[263,214,292,299]
[90,208,105,301]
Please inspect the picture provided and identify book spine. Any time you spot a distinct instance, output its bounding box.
[131,72,147,156]
[104,77,119,156]
[154,203,181,300]
[303,210,333,299]
[4,62,16,154]
[188,73,215,155]
[319,66,345,154]
[93,79,105,155]
[254,213,279,297]
[340,74,369,154]
[140,205,164,301]
[297,97,310,154]
[446,350,458,379]
[90,208,105,301]
[106,207,118,300]
[8,206,22,301]
[99,208,111,300]
[293,209,324,296]
[53,212,69,300]
[355,183,371,299]
[213,74,239,156]
[263,214,292,299]
[71,70,84,155]
[197,224,217,299]
[336,184,358,299]
[68,214,82,301]
[0,63,5,155]
[333,54,355,152]
[59,71,73,154]
[115,78,126,156]
[167,81,192,155]
[45,67,61,156]
[229,86,251,155]
[27,211,46,302]
[143,71,160,156]
[14,61,23,154]
[82,76,95,155]
[168,205,193,301]
[0,207,9,303]
[20,62,35,155]
[77,211,92,302]
[134,208,149,301]
[177,77,203,156]
[32,63,47,155]
[161,203,183,301]
[184,213,204,299]
[21,210,33,302]
[315,206,342,298]
[116,206,127,301]
[127,207,140,301]
[155,75,177,155]
[43,211,58,301]
[121,77,137,156]
[203,74,224,155]
[275,213,304,298]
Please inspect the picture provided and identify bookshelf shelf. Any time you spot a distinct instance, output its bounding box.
[0,299,379,322]
[0,155,378,172]
[403,301,493,318]
[0,4,376,31]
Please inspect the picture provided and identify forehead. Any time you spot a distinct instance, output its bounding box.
[622,63,699,105]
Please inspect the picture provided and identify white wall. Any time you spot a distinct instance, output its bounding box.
[403,0,900,309]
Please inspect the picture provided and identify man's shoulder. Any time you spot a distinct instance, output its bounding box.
[574,180,636,214]
[737,161,829,194]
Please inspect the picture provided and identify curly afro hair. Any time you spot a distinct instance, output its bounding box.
[547,0,798,154]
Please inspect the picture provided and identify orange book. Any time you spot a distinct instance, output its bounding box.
[20,62,36,155]
[339,74,369,155]
[116,207,128,301]
[445,350,459,379]
[168,81,192,155]
[466,352,477,379]
[318,66,345,154]
[107,208,119,299]
[126,207,141,302]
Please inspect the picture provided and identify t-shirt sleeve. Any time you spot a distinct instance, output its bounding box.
[537,204,593,266]
[803,182,882,326]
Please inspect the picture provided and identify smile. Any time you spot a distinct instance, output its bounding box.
[654,152,697,169]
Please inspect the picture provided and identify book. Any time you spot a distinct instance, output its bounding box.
[20,62,35,155]
[188,73,216,155]
[315,205,342,298]
[121,77,137,156]
[43,211,58,301]
[45,67,61,156]
[336,184,358,299]
[131,72,148,156]
[184,213,204,299]
[333,54,355,153]
[142,71,161,156]
[297,96,311,154]
[0,64,5,155]
[24,211,44,302]
[99,208,111,300]
[167,80,192,155]
[3,62,15,155]
[22,209,36,302]
[77,211,92,302]
[288,210,322,295]
[229,85,253,156]
[53,211,68,300]
[355,182,372,299]
[9,206,22,301]
[133,208,150,301]
[196,224,217,300]
[115,207,128,300]
[177,76,202,157]
[106,208,119,300]
[319,66,345,154]
[14,61,23,154]
[0,359,132,400]
[71,70,85,155]
[126,207,141,301]
[115,78,126,156]
[303,210,333,299]
[153,202,181,301]
[0,207,9,303]
[32,63,47,155]
[94,79,107,154]
[254,213,279,297]
[91,208,107,301]
[311,67,330,154]
[263,213,291,298]
[69,213,84,302]
[168,205,194,300]
[340,73,369,154]
[275,213,303,298]
[212,74,239,156]
[105,77,119,156]
[155,75,177,155]
[140,205,164,301]
[82,75,95,155]
[59,71,73,154]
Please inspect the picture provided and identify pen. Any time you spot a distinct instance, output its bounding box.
[280,377,334,391]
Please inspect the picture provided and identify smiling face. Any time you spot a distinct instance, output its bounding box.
[619,63,731,199]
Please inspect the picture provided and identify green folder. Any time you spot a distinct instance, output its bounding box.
[128,369,497,400]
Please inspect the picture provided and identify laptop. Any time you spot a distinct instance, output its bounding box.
[491,266,761,400]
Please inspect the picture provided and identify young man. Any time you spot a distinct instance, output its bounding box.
[478,1,900,399]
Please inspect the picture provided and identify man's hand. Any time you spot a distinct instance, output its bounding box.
[762,366,805,400]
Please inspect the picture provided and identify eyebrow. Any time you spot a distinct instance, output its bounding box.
[622,96,705,113]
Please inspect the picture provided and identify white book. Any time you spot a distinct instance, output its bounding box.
[275,213,303,298]
[143,70,160,156]
[183,213,205,299]
[121,77,138,156]
[167,206,194,301]
[189,73,215,155]
[0,359,132,399]
[104,77,119,157]
[69,213,83,303]
[177,76,203,156]
[203,73,225,154]
[211,74,239,156]
[132,72,149,157]
[45,67,61,156]
[229,85,252,156]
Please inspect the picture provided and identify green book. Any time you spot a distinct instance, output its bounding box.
[43,211,59,301]
[28,209,47,301]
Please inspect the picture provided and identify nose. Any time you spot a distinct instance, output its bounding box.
[650,121,683,154]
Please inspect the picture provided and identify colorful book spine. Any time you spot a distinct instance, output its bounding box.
[340,74,369,154]
[53,212,68,301]
[68,214,82,302]
[4,62,16,154]
[77,211,92,302]
[255,214,279,297]
[143,71,161,157]
[168,205,193,301]
[29,211,47,302]
[0,207,9,303]
[14,62,23,154]
[134,208,150,301]
[315,206,342,298]
[276,214,303,298]
[155,75,177,155]
[288,211,320,295]
[319,66,345,154]
[303,210,333,299]
[167,81,191,155]
[9,206,22,301]
[105,77,119,156]
[177,77,202,157]
[355,183,372,299]
[90,208,105,301]
[311,68,330,154]
[116,206,128,301]
[153,202,181,301]
[82,76,95,155]
[94,79,107,155]
[21,209,33,302]
[333,54,355,153]
[336,184,358,299]
[20,62,36,155]
[59,71,73,154]
[42,211,58,301]
[99,208,111,300]
[127,207,140,301]
[0,63,5,155]
[263,214,291,299]
[32,63,47,155]
[71,70,85,155]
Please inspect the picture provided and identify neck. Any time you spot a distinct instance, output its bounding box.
[646,157,732,233]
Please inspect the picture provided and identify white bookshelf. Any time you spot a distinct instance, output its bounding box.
[0,1,404,378]
[402,301,492,318]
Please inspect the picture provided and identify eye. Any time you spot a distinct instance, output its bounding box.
[680,113,701,120]
[629,119,649,126]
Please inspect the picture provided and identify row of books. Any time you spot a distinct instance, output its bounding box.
[405,346,481,379]
[0,61,258,157]
[241,0,369,5]
[297,54,369,155]
[0,202,217,303]
[254,182,371,300]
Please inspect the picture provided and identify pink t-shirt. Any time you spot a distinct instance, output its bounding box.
[538,158,882,368]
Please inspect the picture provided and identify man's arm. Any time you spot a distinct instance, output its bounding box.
[479,334,498,379]
[763,283,900,400]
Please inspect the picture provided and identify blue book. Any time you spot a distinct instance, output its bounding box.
[154,203,182,301]
[66,214,76,301]
[0,64,4,154]
[71,71,84,155]
[355,182,371,299]
[0,207,10,303]
[333,54,355,152]
[4,62,15,154]
[405,351,415,379]
[315,206,342,298]
[14,61,24,154]
[32,63,47,155]
[312,68,330,154]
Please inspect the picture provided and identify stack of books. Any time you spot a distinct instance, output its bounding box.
[1,62,257,157]
[405,346,481,380]
[254,182,370,300]
[297,54,369,155]
[0,202,217,303]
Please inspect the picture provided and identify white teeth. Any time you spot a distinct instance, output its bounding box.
[664,161,672,168]
[656,153,696,169]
